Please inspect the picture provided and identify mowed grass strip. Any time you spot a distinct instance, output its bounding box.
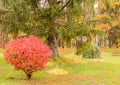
[1,48,120,85]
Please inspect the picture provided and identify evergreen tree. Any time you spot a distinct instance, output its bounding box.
[1,0,97,57]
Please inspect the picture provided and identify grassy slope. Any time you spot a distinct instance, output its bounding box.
[1,49,120,85]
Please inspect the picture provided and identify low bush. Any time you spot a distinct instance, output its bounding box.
[82,45,101,58]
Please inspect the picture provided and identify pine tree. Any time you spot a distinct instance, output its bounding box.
[1,0,97,57]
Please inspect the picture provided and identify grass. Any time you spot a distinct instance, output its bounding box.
[1,48,120,85]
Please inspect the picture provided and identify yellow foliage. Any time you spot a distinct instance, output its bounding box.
[110,13,115,17]
[111,20,120,27]
[99,2,106,10]
[110,1,120,9]
[98,1,120,10]
[46,61,54,66]
[94,14,111,20]
[95,24,111,30]
[117,39,120,47]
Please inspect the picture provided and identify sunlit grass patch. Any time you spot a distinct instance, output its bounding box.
[101,47,120,56]
[49,56,86,65]
[46,61,54,66]
[58,47,76,56]
[46,68,68,75]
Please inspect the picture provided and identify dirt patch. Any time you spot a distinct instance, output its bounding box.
[13,74,107,85]
[92,58,106,62]
[11,74,87,85]
[89,82,105,85]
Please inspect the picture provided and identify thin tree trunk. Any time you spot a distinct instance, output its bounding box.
[0,24,9,48]
[26,73,32,79]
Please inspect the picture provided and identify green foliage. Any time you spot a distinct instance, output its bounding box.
[59,23,94,45]
[1,0,98,57]
[76,42,101,58]
[76,41,91,55]
[82,45,101,58]
[2,0,34,38]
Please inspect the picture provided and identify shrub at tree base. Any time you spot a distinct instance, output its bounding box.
[4,35,52,79]
[82,45,101,58]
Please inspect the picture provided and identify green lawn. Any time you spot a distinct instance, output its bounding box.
[1,52,120,85]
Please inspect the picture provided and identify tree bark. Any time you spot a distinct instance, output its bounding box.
[46,0,60,57]
[49,39,59,57]
[47,30,60,57]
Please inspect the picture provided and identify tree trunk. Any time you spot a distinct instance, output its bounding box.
[47,34,59,57]
[46,0,60,57]
[26,73,32,79]
[109,39,112,48]
[47,28,60,58]
[50,42,59,57]
[0,24,9,48]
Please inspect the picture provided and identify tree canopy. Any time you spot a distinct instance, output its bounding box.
[1,0,120,57]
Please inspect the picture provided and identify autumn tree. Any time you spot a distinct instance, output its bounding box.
[1,0,98,57]
[94,0,120,47]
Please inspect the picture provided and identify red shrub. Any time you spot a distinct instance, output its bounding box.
[4,35,52,79]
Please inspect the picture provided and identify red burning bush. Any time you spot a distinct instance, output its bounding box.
[4,35,52,79]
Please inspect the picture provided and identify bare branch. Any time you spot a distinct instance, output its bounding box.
[59,0,71,12]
